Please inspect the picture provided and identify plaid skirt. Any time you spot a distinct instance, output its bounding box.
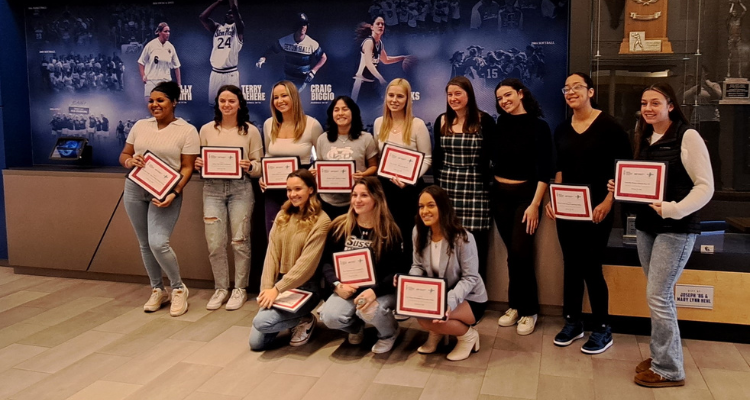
[439,166,490,231]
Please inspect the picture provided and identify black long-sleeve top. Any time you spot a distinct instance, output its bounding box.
[320,223,408,297]
[432,112,496,184]
[492,113,553,183]
[554,112,633,205]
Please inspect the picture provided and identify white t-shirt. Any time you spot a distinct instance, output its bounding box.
[430,239,444,275]
[373,116,433,177]
[138,38,181,81]
[127,117,199,170]
[199,122,263,177]
[263,115,323,165]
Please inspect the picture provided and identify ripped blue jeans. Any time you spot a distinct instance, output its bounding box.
[319,293,398,339]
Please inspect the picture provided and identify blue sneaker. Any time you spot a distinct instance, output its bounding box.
[581,325,613,354]
[553,318,584,347]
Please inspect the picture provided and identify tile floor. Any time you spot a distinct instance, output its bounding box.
[1,266,749,400]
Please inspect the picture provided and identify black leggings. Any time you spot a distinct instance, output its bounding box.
[556,214,614,326]
[492,181,540,316]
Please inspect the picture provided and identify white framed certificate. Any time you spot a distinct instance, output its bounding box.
[395,274,447,320]
[262,156,300,189]
[127,151,182,201]
[271,288,313,313]
[549,184,593,221]
[614,160,667,203]
[201,146,243,180]
[316,160,355,193]
[377,143,424,185]
[333,248,376,286]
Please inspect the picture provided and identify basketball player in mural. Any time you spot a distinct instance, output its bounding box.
[200,0,245,105]
[255,13,327,92]
[138,22,181,102]
[727,0,747,78]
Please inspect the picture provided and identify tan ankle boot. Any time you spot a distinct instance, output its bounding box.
[417,331,444,354]
[446,327,479,361]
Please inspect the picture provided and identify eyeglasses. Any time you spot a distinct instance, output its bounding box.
[561,84,588,94]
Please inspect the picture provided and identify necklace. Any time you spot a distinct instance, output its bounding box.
[337,135,349,144]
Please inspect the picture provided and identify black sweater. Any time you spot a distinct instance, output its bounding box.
[492,113,553,183]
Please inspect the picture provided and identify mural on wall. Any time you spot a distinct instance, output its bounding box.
[25,0,569,167]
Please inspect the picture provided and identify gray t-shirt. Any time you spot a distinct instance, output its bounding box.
[316,131,379,207]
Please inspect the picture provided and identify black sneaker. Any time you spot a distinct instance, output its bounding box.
[553,319,584,347]
[581,325,613,354]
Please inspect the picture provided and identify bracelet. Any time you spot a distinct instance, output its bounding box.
[171,190,180,198]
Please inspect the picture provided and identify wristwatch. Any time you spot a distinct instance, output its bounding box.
[171,190,181,198]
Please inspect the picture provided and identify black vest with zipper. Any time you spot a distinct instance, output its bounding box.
[634,120,701,234]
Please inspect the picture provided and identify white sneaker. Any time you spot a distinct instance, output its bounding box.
[447,327,480,361]
[225,288,247,311]
[170,286,189,317]
[498,308,519,327]
[516,314,538,336]
[143,288,169,312]
[348,325,365,345]
[206,289,229,310]
[290,314,316,347]
[372,328,399,354]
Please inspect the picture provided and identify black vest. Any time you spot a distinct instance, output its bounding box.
[634,120,701,234]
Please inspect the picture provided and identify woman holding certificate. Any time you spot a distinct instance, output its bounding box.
[314,96,379,220]
[432,76,495,280]
[318,177,406,353]
[492,78,553,336]
[195,85,263,311]
[544,72,632,354]
[260,81,324,234]
[410,185,487,361]
[249,169,331,351]
[119,81,200,317]
[373,78,432,259]
[608,83,713,388]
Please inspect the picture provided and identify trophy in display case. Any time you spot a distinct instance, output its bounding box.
[722,0,750,104]
[619,0,673,54]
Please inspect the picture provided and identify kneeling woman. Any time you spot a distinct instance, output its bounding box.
[249,170,331,351]
[319,177,406,353]
[410,185,488,361]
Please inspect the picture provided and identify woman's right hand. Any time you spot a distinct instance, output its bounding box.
[259,177,267,192]
[194,157,203,171]
[544,201,556,220]
[606,179,615,194]
[126,155,145,169]
[309,168,317,177]
[335,283,357,299]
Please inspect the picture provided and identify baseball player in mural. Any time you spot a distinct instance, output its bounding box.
[138,22,181,101]
[200,0,245,105]
[351,16,407,103]
[255,13,327,92]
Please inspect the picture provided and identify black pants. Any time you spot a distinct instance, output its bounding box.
[492,181,540,316]
[381,176,423,260]
[469,228,490,282]
[556,214,614,326]
[321,200,349,222]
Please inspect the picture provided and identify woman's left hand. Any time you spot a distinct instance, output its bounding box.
[649,202,663,216]
[522,204,540,235]
[354,288,376,310]
[152,193,176,208]
[239,160,251,173]
[257,287,279,309]
[592,199,613,224]
[390,177,407,188]
[433,307,451,324]
[353,171,365,180]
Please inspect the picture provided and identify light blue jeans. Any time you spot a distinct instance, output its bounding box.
[319,293,398,339]
[203,178,254,290]
[123,179,184,289]
[636,229,697,381]
[249,290,320,351]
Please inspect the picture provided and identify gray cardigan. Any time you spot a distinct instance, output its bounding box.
[409,228,488,311]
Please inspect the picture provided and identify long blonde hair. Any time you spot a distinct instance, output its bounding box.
[378,78,414,145]
[269,81,307,143]
[276,169,322,228]
[331,177,402,261]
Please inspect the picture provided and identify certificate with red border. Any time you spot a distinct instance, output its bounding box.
[316,160,355,193]
[333,248,376,286]
[614,160,667,203]
[395,275,447,320]
[549,184,593,221]
[127,151,182,201]
[201,146,243,180]
[377,143,424,185]
[262,156,300,189]
[271,288,313,313]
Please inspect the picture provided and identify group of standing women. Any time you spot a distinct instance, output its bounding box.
[119,69,713,385]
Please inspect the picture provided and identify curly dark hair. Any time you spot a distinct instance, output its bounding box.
[212,85,252,135]
[325,95,364,142]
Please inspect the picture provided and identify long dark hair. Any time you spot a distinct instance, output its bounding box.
[213,85,251,135]
[355,15,383,41]
[567,72,598,109]
[441,76,482,136]
[325,95,364,142]
[495,78,544,118]
[414,185,468,256]
[634,83,690,158]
